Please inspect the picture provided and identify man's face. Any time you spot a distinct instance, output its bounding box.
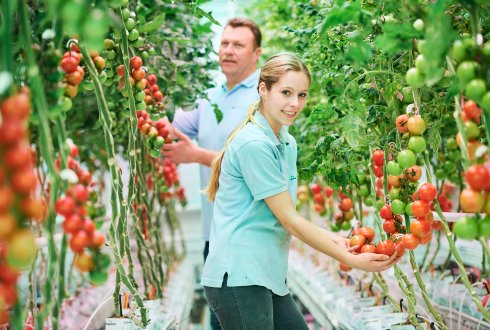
[219,26,260,82]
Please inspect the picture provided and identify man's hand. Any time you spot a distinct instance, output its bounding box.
[161,128,198,164]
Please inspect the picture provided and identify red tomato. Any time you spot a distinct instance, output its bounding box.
[418,183,437,201]
[396,114,409,133]
[0,265,19,285]
[419,232,433,245]
[69,231,89,253]
[117,65,125,77]
[78,170,92,186]
[411,200,430,218]
[402,234,419,250]
[69,144,79,158]
[340,198,353,211]
[0,119,27,144]
[358,227,375,242]
[132,68,146,81]
[130,56,143,70]
[394,241,406,258]
[460,188,485,213]
[383,220,397,234]
[153,91,163,102]
[361,244,376,253]
[463,100,482,122]
[66,71,83,85]
[0,187,14,213]
[465,165,490,191]
[1,93,30,120]
[376,240,395,256]
[11,169,37,194]
[82,219,96,236]
[310,183,322,194]
[147,74,157,85]
[380,205,393,220]
[372,150,384,167]
[91,231,106,248]
[60,56,79,73]
[0,283,17,305]
[62,214,83,234]
[314,193,324,204]
[55,196,76,217]
[410,220,432,238]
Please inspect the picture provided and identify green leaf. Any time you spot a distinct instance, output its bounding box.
[344,41,372,66]
[340,113,366,149]
[320,1,362,34]
[427,119,442,155]
[212,103,223,123]
[139,13,166,33]
[305,103,338,124]
[374,23,418,54]
[185,4,221,26]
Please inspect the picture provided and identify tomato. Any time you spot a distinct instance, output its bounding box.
[466,79,487,103]
[147,74,157,85]
[408,136,426,154]
[407,116,426,135]
[69,231,89,253]
[0,283,17,305]
[463,100,482,121]
[361,244,376,253]
[0,187,14,213]
[406,67,424,88]
[19,197,47,221]
[60,56,79,73]
[419,232,433,245]
[310,183,322,194]
[373,164,383,178]
[130,56,143,70]
[435,168,446,180]
[388,175,403,187]
[358,185,369,197]
[372,150,384,167]
[350,235,366,252]
[75,252,94,272]
[453,216,478,240]
[376,240,395,256]
[396,114,409,133]
[389,187,401,200]
[394,241,406,257]
[117,65,125,77]
[0,213,16,239]
[413,19,424,31]
[380,205,393,220]
[405,165,422,181]
[410,219,432,238]
[90,231,106,248]
[7,230,36,270]
[405,202,413,216]
[0,119,27,144]
[479,216,490,239]
[464,121,480,140]
[418,183,437,201]
[358,227,375,242]
[1,93,30,120]
[89,270,109,286]
[397,149,416,169]
[457,61,478,85]
[387,161,404,176]
[0,265,19,285]
[465,165,490,191]
[82,219,96,236]
[93,56,106,71]
[411,200,430,218]
[391,199,406,215]
[55,196,76,217]
[64,83,78,98]
[78,170,92,186]
[132,68,146,81]
[343,210,354,221]
[415,54,428,74]
[314,193,324,204]
[402,234,419,250]
[383,220,396,234]
[459,188,484,213]
[340,198,353,211]
[11,169,37,194]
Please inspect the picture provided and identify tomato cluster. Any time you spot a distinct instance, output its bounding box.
[309,183,328,215]
[136,110,170,158]
[452,38,490,112]
[54,144,111,284]
[143,74,165,114]
[154,158,187,206]
[121,6,144,48]
[333,191,354,231]
[117,55,148,111]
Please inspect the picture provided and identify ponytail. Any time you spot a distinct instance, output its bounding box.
[205,102,260,201]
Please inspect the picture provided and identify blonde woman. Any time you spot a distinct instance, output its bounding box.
[202,53,399,329]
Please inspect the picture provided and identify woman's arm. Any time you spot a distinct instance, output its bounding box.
[265,191,399,272]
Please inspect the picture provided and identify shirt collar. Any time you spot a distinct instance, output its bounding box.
[253,111,289,146]
[221,69,260,93]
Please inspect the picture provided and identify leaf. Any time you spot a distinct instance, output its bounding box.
[212,103,223,123]
[374,23,418,54]
[344,40,372,66]
[340,113,366,149]
[305,103,338,125]
[427,119,442,155]
[319,1,362,34]
[139,13,166,33]
[0,72,13,96]
[186,4,221,26]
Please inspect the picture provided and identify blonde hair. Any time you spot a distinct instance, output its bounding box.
[205,53,311,201]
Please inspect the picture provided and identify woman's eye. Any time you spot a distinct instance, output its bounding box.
[282,90,291,96]
[299,93,307,98]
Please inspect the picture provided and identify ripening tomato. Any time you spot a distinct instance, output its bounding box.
[383,220,396,234]
[0,213,16,239]
[463,100,482,121]
[147,74,157,85]
[310,183,322,194]
[90,231,106,248]
[388,175,403,187]
[340,198,353,211]
[419,232,433,245]
[402,234,419,250]
[460,188,485,213]
[7,230,36,270]
[372,150,384,167]
[376,240,395,256]
[361,244,376,253]
[358,227,375,242]
[411,200,430,218]
[350,235,366,252]
[11,169,37,194]
[1,93,30,120]
[75,252,94,272]
[93,56,105,71]
[418,183,437,202]
[407,116,426,135]
[55,196,76,217]
[132,68,146,81]
[410,219,432,238]
[66,71,83,85]
[69,231,89,253]
[465,165,490,191]
[19,197,46,221]
[405,165,422,181]
[396,114,409,133]
[0,187,14,213]
[379,205,393,220]
[130,56,143,70]
[153,91,163,102]
[78,170,92,186]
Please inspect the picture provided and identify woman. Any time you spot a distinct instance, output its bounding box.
[202,53,399,329]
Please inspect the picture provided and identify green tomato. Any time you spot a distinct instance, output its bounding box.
[60,97,72,112]
[154,136,165,148]
[357,174,366,184]
[389,187,401,200]
[82,80,94,91]
[150,149,161,158]
[128,29,139,41]
[465,79,487,103]
[387,161,404,176]
[456,61,478,85]
[106,69,115,78]
[448,171,460,184]
[90,271,109,285]
[132,37,145,48]
[446,137,458,150]
[106,50,117,60]
[364,196,373,206]
[453,216,478,240]
[376,199,385,211]
[435,168,446,180]
[413,19,424,32]
[341,221,352,231]
[408,136,426,154]
[406,67,425,88]
[99,71,107,84]
[397,149,416,169]
[391,199,406,215]
[443,160,456,173]
[136,101,146,110]
[405,202,413,216]
[104,39,115,49]
[415,54,428,74]
[448,150,460,161]
[479,216,490,239]
[96,254,112,269]
[417,40,428,54]
[121,8,131,20]
[331,224,341,232]
[401,87,414,103]
[464,121,480,139]
[481,92,490,114]
[135,90,146,102]
[125,18,135,30]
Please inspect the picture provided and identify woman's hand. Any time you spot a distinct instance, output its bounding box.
[348,252,400,272]
[332,235,361,253]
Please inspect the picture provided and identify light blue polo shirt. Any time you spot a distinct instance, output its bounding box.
[201,111,298,296]
[172,70,260,241]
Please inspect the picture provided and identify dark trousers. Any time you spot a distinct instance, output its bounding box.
[204,241,222,330]
[203,273,309,330]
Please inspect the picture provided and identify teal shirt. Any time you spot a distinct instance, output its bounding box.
[201,111,298,296]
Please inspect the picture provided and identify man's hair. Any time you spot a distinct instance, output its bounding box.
[225,18,262,49]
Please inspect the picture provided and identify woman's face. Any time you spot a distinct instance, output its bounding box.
[259,70,309,135]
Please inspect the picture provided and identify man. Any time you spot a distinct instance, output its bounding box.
[162,18,262,330]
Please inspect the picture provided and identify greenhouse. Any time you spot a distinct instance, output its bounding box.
[1,0,490,329]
